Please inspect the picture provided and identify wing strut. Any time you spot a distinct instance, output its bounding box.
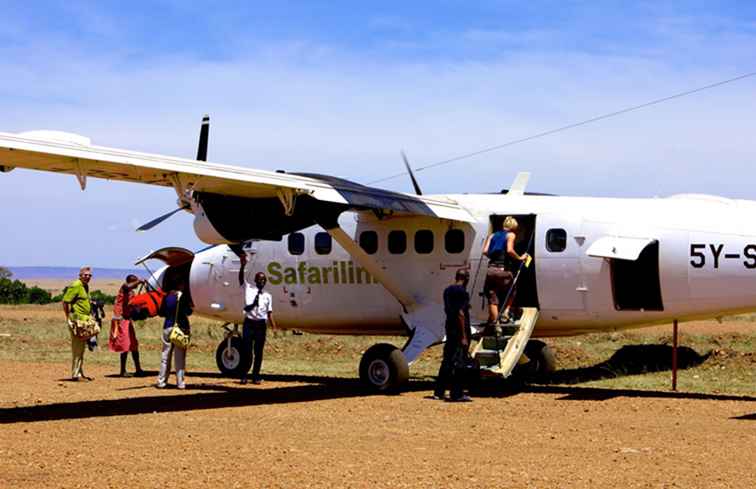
[321,220,447,363]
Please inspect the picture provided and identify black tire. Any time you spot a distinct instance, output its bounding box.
[215,336,248,377]
[521,340,557,378]
[359,343,409,392]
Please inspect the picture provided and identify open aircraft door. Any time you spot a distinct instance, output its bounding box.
[535,214,586,311]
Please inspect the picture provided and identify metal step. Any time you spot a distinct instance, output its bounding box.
[470,307,539,377]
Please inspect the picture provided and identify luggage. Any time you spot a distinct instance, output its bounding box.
[128,283,166,321]
[69,316,101,340]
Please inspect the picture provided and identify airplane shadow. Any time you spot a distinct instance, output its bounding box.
[732,413,756,420]
[537,344,710,385]
[0,375,439,425]
[523,385,756,402]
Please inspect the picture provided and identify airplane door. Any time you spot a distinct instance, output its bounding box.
[536,214,586,311]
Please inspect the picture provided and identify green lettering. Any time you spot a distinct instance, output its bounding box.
[284,267,297,284]
[355,266,368,284]
[267,262,283,285]
[322,267,330,284]
[307,267,321,284]
[297,261,307,283]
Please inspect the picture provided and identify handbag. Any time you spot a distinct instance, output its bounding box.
[169,325,191,349]
[168,292,190,349]
[70,316,101,340]
[451,347,478,384]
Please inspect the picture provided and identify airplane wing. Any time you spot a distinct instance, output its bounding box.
[0,131,473,223]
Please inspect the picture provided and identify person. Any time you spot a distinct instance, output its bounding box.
[156,282,192,389]
[87,297,106,352]
[62,267,94,381]
[482,216,529,324]
[433,269,472,402]
[241,271,277,385]
[109,274,146,377]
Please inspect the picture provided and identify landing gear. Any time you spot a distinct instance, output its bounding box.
[215,324,247,377]
[359,343,409,392]
[521,340,557,378]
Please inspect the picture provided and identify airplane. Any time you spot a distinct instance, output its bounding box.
[1,118,753,391]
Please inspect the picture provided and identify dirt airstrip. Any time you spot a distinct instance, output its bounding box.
[0,360,754,489]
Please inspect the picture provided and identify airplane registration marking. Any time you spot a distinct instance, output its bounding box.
[689,243,756,269]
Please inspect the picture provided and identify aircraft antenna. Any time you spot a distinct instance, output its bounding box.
[369,70,756,186]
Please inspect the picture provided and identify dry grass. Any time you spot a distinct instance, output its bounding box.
[0,304,753,395]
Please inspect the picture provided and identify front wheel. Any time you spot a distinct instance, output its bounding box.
[359,343,409,393]
[215,336,247,377]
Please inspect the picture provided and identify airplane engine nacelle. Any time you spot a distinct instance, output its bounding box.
[192,201,231,245]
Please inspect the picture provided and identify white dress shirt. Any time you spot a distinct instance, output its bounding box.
[244,285,273,321]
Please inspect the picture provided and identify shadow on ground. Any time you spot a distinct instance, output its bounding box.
[539,344,710,385]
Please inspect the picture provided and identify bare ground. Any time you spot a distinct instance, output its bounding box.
[0,360,754,489]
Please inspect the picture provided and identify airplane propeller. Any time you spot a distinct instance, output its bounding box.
[401,151,423,196]
[136,115,209,232]
[136,204,191,232]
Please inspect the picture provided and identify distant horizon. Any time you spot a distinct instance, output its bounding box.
[4,266,145,280]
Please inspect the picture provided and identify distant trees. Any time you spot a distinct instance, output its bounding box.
[0,278,53,304]
[0,267,115,305]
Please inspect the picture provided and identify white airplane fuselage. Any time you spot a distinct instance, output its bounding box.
[177,192,756,337]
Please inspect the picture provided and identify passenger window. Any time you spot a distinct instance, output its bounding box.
[288,232,304,255]
[388,230,407,254]
[444,229,465,254]
[546,229,567,252]
[315,232,332,255]
[359,231,378,255]
[415,230,434,254]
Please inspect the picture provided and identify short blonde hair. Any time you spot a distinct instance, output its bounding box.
[502,216,518,231]
[79,266,92,276]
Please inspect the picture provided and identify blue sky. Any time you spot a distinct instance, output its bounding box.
[1,1,756,268]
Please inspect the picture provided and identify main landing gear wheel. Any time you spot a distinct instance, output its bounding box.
[215,336,247,377]
[521,340,557,378]
[359,343,409,393]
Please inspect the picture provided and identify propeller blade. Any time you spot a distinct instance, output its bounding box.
[196,114,210,161]
[136,205,190,232]
[401,151,423,195]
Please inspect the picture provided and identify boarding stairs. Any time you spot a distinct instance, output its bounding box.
[470,307,539,377]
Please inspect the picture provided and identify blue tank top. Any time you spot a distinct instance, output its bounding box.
[488,231,510,264]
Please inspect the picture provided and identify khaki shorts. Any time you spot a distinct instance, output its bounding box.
[483,266,513,305]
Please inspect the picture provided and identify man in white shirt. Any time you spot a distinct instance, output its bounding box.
[241,272,277,384]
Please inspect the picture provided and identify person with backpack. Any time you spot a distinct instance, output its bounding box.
[482,216,530,324]
[109,274,146,377]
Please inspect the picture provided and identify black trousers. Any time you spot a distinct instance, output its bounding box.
[242,318,267,379]
[434,340,465,399]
